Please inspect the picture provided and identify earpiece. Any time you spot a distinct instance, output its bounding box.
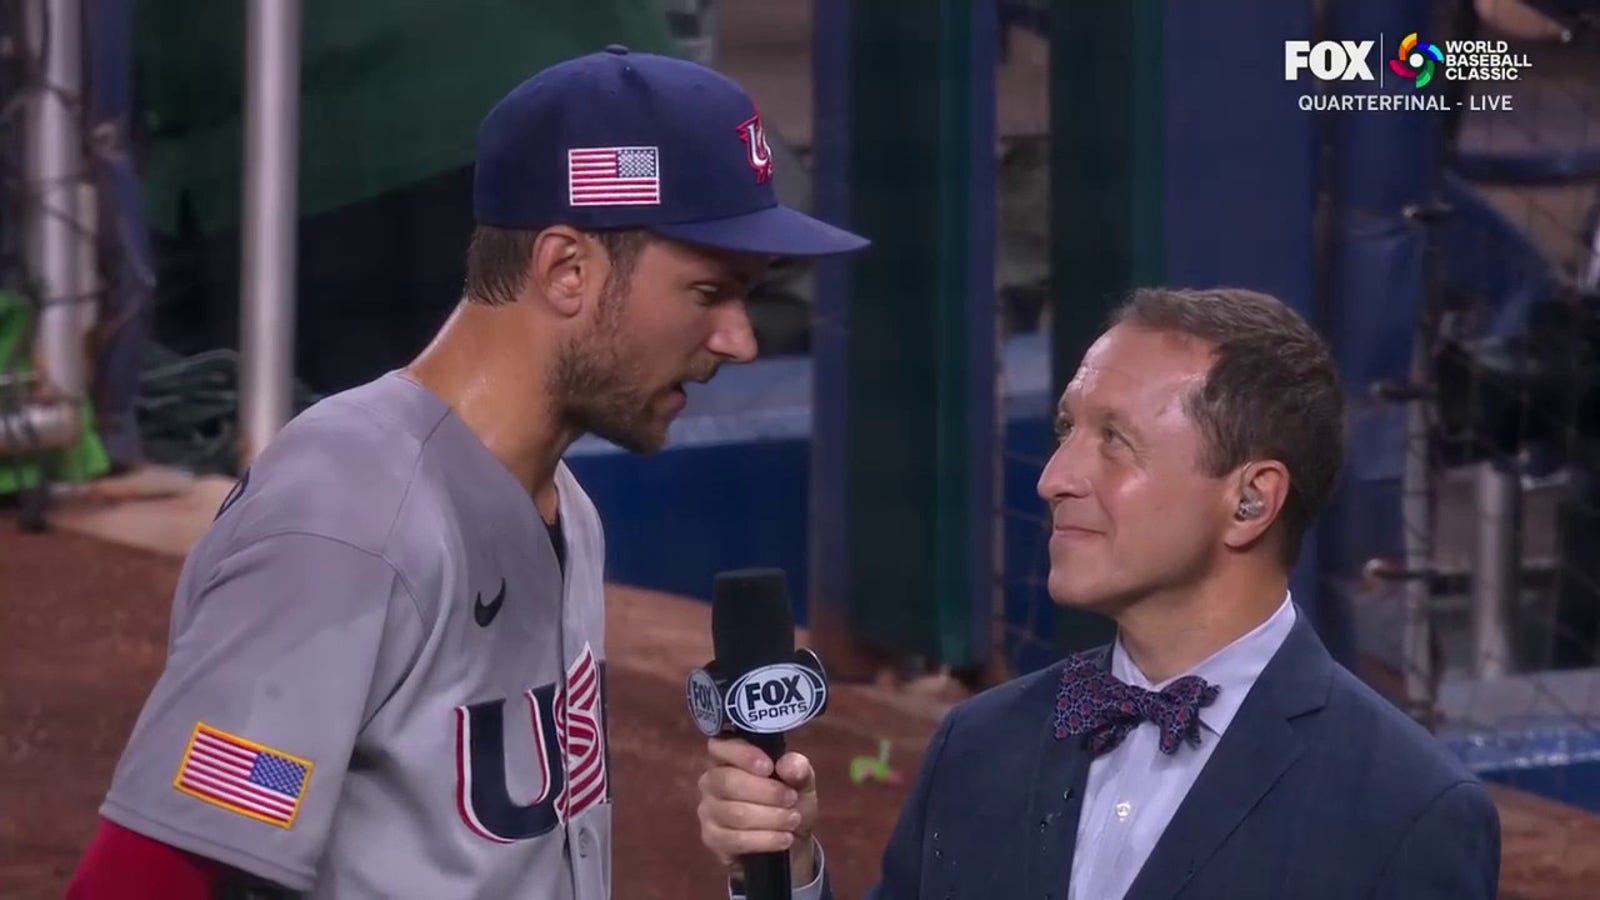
[1236,496,1265,520]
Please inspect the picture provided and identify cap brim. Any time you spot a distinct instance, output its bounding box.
[649,204,869,257]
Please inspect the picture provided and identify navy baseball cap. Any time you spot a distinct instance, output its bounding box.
[473,45,869,257]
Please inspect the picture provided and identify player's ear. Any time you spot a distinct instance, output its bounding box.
[529,226,593,318]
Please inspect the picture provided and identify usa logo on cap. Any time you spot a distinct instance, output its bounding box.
[568,146,661,207]
[736,113,773,184]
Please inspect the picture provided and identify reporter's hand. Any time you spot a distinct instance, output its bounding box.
[697,737,819,887]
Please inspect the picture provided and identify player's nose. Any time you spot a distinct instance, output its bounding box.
[707,301,758,364]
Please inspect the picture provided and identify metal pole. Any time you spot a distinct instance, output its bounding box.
[1472,459,1520,677]
[2,0,91,458]
[238,0,301,465]
[1396,192,1454,721]
[25,0,89,401]
[963,0,1002,678]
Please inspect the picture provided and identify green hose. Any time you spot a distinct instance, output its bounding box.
[0,289,111,495]
[136,342,322,477]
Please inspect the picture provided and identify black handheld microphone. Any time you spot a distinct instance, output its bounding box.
[686,569,829,900]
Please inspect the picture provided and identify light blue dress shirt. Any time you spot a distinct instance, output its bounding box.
[1068,595,1297,900]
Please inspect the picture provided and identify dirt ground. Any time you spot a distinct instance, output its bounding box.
[6,515,1600,899]
[0,517,928,899]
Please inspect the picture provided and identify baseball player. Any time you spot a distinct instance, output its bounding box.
[67,46,868,899]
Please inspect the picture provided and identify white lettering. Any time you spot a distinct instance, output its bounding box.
[1468,94,1514,111]
[1284,40,1375,81]
[1443,40,1510,54]
[1297,93,1453,112]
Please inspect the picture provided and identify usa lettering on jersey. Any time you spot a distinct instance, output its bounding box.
[454,644,611,843]
[554,646,608,819]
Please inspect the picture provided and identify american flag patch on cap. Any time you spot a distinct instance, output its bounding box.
[173,722,313,829]
[568,146,661,207]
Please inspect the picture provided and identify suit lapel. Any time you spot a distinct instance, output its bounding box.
[1122,704,1302,900]
[1122,614,1333,900]
[1024,651,1102,896]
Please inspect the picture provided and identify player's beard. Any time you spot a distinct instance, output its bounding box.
[552,286,670,454]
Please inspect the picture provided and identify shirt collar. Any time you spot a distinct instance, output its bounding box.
[1109,594,1297,738]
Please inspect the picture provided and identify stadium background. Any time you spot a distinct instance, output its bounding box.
[5,0,1600,896]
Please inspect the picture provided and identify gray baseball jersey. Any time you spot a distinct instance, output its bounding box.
[100,371,613,898]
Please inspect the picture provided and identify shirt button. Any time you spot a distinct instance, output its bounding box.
[578,831,593,857]
[1115,801,1133,820]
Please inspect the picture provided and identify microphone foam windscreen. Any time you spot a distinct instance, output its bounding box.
[711,568,795,676]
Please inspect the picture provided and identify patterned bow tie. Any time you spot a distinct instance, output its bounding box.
[1052,653,1221,756]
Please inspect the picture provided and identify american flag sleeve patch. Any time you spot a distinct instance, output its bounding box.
[173,722,314,829]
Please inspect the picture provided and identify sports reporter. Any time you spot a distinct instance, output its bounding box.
[696,288,1500,899]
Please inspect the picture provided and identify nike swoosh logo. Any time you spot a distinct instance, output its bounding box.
[474,578,507,627]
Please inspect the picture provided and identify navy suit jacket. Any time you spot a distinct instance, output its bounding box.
[822,613,1501,899]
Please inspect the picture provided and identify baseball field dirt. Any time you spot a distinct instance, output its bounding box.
[4,514,1600,899]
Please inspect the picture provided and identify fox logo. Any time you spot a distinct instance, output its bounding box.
[737,113,773,184]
